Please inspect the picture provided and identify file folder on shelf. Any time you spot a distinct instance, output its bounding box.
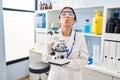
[108,41,116,70]
[103,41,110,68]
[116,42,120,73]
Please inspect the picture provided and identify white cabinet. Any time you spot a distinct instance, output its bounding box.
[35,10,60,44]
[82,67,112,80]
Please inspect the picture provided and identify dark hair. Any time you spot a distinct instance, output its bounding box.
[59,7,77,22]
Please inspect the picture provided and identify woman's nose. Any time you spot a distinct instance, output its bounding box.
[65,14,71,17]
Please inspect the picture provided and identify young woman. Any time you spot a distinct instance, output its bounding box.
[42,7,88,80]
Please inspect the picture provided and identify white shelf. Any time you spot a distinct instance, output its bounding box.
[104,4,120,9]
[85,65,120,78]
[103,33,120,41]
[75,5,104,10]
[84,33,102,37]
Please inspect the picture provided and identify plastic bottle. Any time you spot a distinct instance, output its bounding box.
[92,10,103,35]
[92,45,100,65]
[83,19,91,33]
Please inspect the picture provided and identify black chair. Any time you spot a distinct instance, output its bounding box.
[29,62,50,80]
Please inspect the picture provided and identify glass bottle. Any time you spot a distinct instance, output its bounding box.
[48,2,52,9]
[39,1,43,10]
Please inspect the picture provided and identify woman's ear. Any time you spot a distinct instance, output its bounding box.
[58,19,60,23]
[72,20,76,25]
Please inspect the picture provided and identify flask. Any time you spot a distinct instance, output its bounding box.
[92,10,103,35]
[45,4,48,9]
[51,22,59,31]
[48,2,52,9]
[83,19,91,33]
[39,1,43,10]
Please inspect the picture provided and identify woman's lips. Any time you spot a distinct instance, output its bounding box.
[65,19,69,23]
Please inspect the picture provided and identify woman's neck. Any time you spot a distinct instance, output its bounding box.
[61,27,72,36]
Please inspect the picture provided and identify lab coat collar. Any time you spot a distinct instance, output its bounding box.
[58,28,75,38]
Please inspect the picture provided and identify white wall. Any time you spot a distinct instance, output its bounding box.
[0,0,7,80]
[7,60,29,80]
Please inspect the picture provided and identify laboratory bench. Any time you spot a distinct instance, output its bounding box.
[83,65,120,80]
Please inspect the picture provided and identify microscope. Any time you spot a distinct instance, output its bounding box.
[50,39,69,60]
[47,30,70,66]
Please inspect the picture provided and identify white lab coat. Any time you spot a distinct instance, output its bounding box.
[42,29,88,80]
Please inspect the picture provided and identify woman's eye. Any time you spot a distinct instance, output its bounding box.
[69,13,74,16]
[61,13,66,16]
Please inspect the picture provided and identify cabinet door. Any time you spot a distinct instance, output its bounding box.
[82,67,112,80]
[113,77,120,80]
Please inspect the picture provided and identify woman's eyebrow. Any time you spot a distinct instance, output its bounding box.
[62,11,73,13]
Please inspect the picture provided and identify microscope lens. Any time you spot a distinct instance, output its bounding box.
[54,57,57,59]
[60,55,64,59]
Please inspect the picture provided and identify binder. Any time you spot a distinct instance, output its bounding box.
[116,42,120,73]
[108,41,116,70]
[103,41,110,68]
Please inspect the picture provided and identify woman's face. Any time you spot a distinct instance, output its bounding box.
[59,8,76,27]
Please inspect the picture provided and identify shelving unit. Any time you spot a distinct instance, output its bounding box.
[35,10,60,44]
[100,5,120,74]
[34,4,120,80]
[35,6,104,53]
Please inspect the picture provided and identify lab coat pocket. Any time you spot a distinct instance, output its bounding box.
[67,59,80,70]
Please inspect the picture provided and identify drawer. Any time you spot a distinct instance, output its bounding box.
[82,67,112,80]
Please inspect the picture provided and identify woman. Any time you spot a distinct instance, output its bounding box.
[42,7,88,80]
